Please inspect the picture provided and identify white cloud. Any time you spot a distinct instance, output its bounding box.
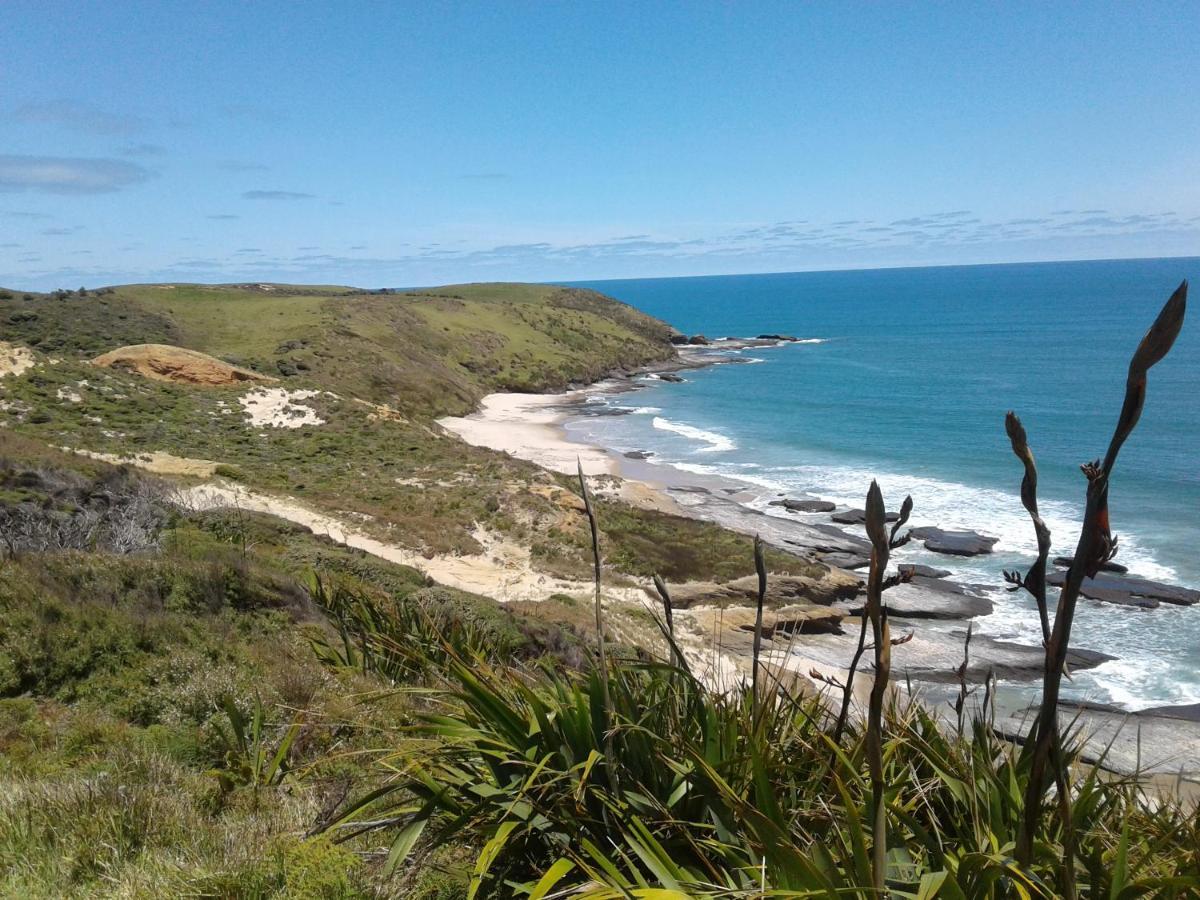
[0,155,153,194]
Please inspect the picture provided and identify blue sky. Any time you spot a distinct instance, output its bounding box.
[2,1,1198,290]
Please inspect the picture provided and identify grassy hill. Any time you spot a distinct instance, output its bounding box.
[0,283,828,896]
[0,280,812,579]
[0,282,677,417]
[3,282,1197,896]
[0,436,592,896]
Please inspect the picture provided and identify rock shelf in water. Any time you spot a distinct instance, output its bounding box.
[830,507,901,525]
[896,633,1114,683]
[909,526,999,556]
[1046,570,1200,607]
[1054,555,1128,574]
[769,498,836,513]
[843,575,994,619]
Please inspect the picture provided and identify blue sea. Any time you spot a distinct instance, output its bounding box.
[570,258,1200,709]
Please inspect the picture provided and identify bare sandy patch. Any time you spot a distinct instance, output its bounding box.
[0,342,36,379]
[354,398,409,424]
[179,481,647,605]
[61,447,222,478]
[239,388,325,428]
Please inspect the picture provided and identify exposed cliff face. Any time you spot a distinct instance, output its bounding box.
[93,344,276,387]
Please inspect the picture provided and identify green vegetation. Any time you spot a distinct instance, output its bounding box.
[6,447,1195,895]
[4,280,1195,896]
[0,349,793,580]
[0,280,757,581]
[0,445,591,897]
[0,281,675,416]
[320,608,1199,896]
[589,498,826,581]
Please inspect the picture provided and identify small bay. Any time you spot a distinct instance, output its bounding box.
[570,257,1200,708]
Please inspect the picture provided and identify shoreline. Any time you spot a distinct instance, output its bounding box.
[437,349,1200,779]
[436,390,685,515]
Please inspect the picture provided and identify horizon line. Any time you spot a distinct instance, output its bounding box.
[3,252,1198,294]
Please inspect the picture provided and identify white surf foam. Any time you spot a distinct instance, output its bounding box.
[651,417,736,453]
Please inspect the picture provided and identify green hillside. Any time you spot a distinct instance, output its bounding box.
[0,280,806,574]
[0,284,833,896]
[0,282,676,417]
[3,282,1197,896]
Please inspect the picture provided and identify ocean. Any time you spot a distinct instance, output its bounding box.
[568,258,1200,709]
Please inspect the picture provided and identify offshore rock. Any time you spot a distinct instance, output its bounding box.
[770,497,836,513]
[844,575,994,619]
[1054,555,1128,574]
[831,507,901,525]
[820,552,870,570]
[891,632,1113,683]
[1046,570,1200,606]
[899,563,952,578]
[909,526,999,556]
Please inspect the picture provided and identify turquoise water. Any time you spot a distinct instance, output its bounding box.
[569,258,1200,708]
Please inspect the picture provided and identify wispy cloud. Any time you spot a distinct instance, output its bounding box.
[206,213,240,220]
[8,206,1198,291]
[0,155,153,194]
[242,190,314,200]
[15,100,147,136]
[460,172,509,180]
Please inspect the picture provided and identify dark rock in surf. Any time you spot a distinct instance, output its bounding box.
[1141,703,1200,722]
[831,507,900,525]
[622,450,654,460]
[898,633,1113,683]
[844,575,994,619]
[770,498,836,513]
[909,526,999,556]
[898,563,952,579]
[1053,555,1128,574]
[1045,570,1199,606]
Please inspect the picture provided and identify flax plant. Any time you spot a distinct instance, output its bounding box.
[751,535,767,728]
[578,458,619,799]
[833,493,911,745]
[1017,280,1187,868]
[862,480,893,892]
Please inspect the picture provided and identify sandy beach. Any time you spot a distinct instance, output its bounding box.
[435,383,1200,783]
[437,388,685,515]
[437,391,616,476]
